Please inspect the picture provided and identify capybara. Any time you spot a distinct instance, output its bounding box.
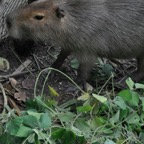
[6,0,144,85]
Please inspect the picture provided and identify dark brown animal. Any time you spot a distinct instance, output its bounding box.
[6,0,144,85]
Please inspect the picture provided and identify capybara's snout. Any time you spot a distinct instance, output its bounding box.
[6,11,35,56]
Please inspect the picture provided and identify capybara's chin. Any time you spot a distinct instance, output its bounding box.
[11,38,34,56]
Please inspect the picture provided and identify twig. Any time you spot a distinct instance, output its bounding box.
[47,44,58,59]
[13,59,32,74]
[33,54,41,70]
[0,69,37,82]
[9,46,33,74]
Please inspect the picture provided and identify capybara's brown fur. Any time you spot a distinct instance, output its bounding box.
[6,0,144,84]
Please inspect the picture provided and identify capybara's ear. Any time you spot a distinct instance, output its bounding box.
[56,7,65,18]
[28,0,37,4]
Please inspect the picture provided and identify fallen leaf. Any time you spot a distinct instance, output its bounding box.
[9,78,18,88]
[8,97,21,115]
[13,59,31,74]
[0,57,10,72]
[22,78,35,89]
[9,78,20,92]
[14,92,27,102]
[85,83,93,91]
[3,82,15,93]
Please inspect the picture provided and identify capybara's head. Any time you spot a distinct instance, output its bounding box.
[6,0,66,43]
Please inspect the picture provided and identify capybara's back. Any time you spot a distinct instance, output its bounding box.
[6,0,144,84]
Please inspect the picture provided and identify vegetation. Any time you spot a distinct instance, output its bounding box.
[0,67,144,144]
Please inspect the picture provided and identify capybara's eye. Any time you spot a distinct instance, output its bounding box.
[33,15,44,20]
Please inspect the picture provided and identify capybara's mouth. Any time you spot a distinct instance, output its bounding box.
[10,38,34,56]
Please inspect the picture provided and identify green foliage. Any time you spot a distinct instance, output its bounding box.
[70,58,80,70]
[1,79,144,143]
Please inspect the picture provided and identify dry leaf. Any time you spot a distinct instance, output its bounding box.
[3,82,15,93]
[9,78,18,88]
[13,59,31,74]
[0,57,10,72]
[14,92,27,102]
[8,97,21,115]
[22,78,35,89]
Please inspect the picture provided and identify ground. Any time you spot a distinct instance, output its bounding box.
[0,38,137,111]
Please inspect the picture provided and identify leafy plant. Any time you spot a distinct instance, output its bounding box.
[1,74,144,144]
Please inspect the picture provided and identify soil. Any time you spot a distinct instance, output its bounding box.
[0,38,137,111]
[0,38,82,111]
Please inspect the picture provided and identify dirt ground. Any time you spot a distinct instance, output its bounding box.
[0,38,84,111]
[0,38,137,111]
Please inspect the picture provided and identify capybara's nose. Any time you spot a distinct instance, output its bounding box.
[6,15,12,29]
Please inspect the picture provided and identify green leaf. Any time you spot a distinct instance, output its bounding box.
[0,132,22,144]
[74,119,90,132]
[16,126,33,137]
[101,128,113,134]
[21,112,52,129]
[113,96,127,109]
[58,112,75,123]
[140,113,144,123]
[74,136,86,144]
[118,90,139,106]
[126,77,134,90]
[39,113,51,128]
[22,115,39,128]
[129,91,139,106]
[27,133,35,143]
[33,129,49,141]
[77,105,92,113]
[35,96,55,112]
[102,64,113,76]
[7,117,23,135]
[92,94,107,103]
[25,98,42,110]
[61,130,76,144]
[77,93,90,101]
[118,89,132,102]
[90,117,105,129]
[141,97,144,111]
[71,126,82,136]
[126,113,140,124]
[46,99,58,107]
[135,83,144,89]
[104,139,116,144]
[52,128,66,139]
[7,118,33,137]
[139,132,144,142]
[120,109,128,120]
[70,58,80,69]
[27,110,42,120]
[110,110,120,125]
[48,85,59,97]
